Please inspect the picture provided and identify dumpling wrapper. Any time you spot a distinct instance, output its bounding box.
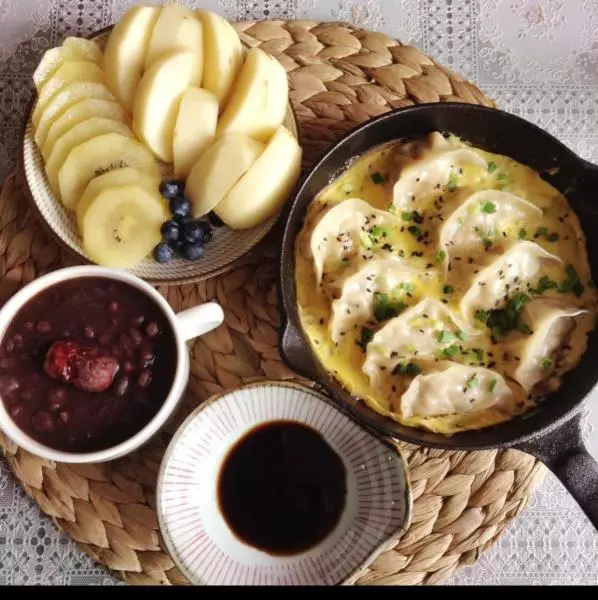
[308,197,397,285]
[392,138,487,209]
[460,240,562,322]
[439,190,543,268]
[400,363,512,418]
[507,298,588,392]
[329,258,430,343]
[363,298,477,387]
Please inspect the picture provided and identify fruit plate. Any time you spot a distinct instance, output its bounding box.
[22,27,300,286]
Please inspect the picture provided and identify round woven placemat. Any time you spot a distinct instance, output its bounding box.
[0,20,547,586]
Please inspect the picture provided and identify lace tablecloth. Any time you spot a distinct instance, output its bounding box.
[1,0,598,586]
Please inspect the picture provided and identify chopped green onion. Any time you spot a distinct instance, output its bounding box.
[518,228,527,240]
[360,231,373,249]
[407,225,422,237]
[531,276,558,295]
[435,250,447,262]
[456,330,467,341]
[559,264,584,298]
[401,211,413,222]
[481,201,497,214]
[540,357,553,370]
[488,379,498,393]
[546,232,559,242]
[371,172,385,185]
[373,292,406,322]
[392,362,421,376]
[437,331,456,344]
[471,348,483,361]
[371,225,386,239]
[358,327,374,351]
[465,374,478,390]
[535,226,549,236]
[441,345,460,358]
[447,172,459,192]
[487,161,498,173]
[475,309,489,323]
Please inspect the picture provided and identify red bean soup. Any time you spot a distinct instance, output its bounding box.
[0,277,177,452]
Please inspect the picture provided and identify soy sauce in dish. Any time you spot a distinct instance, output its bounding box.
[218,420,347,556]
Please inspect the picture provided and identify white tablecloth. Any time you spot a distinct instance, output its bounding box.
[1,0,598,586]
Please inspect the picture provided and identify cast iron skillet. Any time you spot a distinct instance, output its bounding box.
[278,103,598,530]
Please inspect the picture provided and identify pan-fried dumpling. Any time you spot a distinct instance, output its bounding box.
[363,298,476,385]
[439,190,543,266]
[460,241,562,321]
[505,298,588,392]
[329,258,433,343]
[309,198,397,285]
[400,363,512,418]
[392,141,487,210]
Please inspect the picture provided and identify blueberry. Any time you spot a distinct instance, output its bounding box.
[159,180,185,199]
[182,221,204,244]
[208,211,225,227]
[160,220,180,242]
[200,221,214,243]
[167,238,184,252]
[174,213,191,226]
[182,243,205,260]
[170,196,190,218]
[153,243,174,263]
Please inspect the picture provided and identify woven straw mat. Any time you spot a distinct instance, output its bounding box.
[0,20,547,586]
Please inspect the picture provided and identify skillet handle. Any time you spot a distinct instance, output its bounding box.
[516,413,598,530]
[279,317,318,380]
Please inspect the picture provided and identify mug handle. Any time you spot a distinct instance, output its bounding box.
[174,302,224,342]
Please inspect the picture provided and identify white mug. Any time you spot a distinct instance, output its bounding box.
[0,265,224,464]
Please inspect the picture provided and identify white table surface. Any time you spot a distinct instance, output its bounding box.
[1,0,598,586]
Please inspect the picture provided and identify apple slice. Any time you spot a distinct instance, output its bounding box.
[173,86,218,179]
[215,126,302,229]
[58,132,160,209]
[103,4,161,114]
[144,4,203,85]
[197,10,242,107]
[76,166,161,230]
[45,117,133,197]
[34,82,115,149]
[32,61,105,127]
[216,47,289,142]
[133,49,195,163]
[62,37,103,64]
[42,98,129,160]
[185,134,265,219]
[33,38,102,91]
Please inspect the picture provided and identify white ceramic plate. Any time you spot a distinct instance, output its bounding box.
[157,381,412,586]
[22,28,299,285]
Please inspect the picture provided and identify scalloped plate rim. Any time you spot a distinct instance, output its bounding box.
[156,380,412,586]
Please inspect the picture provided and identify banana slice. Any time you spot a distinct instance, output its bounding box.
[58,132,160,210]
[81,183,169,268]
[42,98,129,160]
[76,166,160,230]
[32,61,105,127]
[34,82,115,149]
[45,117,134,198]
